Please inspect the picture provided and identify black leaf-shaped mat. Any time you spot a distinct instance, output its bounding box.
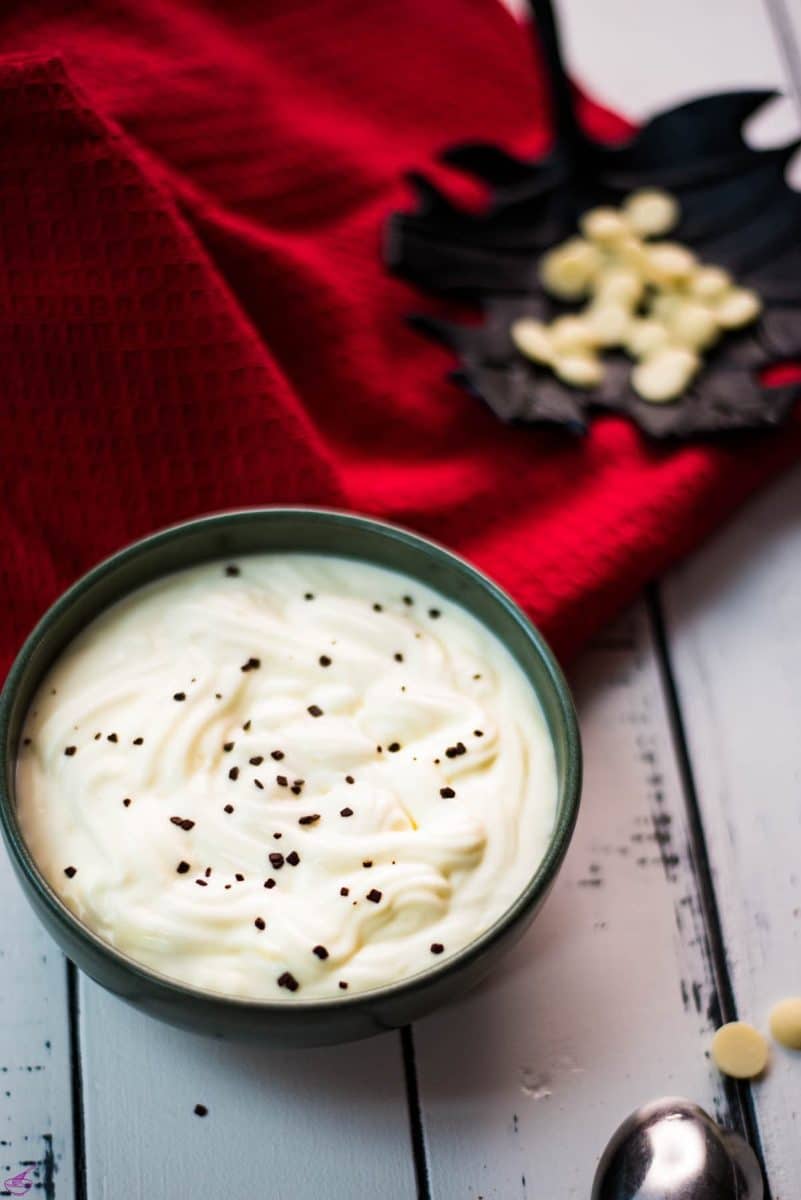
[385,12,801,438]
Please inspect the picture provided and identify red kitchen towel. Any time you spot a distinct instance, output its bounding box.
[1,0,799,672]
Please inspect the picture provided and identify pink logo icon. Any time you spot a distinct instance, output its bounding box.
[3,1168,35,1196]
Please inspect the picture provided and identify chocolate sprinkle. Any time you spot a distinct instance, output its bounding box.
[254,917,266,931]
[366,888,382,903]
[249,755,264,765]
[64,866,77,878]
[173,692,186,702]
[107,734,118,744]
[340,807,354,818]
[170,816,195,831]
[429,609,441,619]
[276,775,288,787]
[241,657,261,672]
[339,981,349,990]
[307,705,323,718]
[64,746,77,756]
[273,833,282,840]
[235,873,245,882]
[299,814,320,826]
[345,775,355,784]
[445,742,467,758]
[177,861,190,874]
[194,1104,208,1117]
[264,878,276,889]
[403,595,413,605]
[388,742,401,753]
[92,733,101,741]
[223,742,234,752]
[223,804,234,814]
[286,850,300,866]
[430,943,445,955]
[224,565,240,577]
[204,867,212,878]
[133,736,144,745]
[123,798,132,807]
[304,593,314,601]
[242,720,251,731]
[269,853,285,870]
[278,971,299,992]
[319,655,331,667]
[394,652,404,662]
[373,603,383,612]
[340,887,350,896]
[362,860,373,869]
[474,729,484,737]
[254,779,264,790]
[440,787,455,798]
[196,879,207,887]
[290,784,302,795]
[228,766,240,781]
[271,750,285,761]
[312,945,329,960]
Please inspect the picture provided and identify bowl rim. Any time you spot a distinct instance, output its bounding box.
[0,507,581,1014]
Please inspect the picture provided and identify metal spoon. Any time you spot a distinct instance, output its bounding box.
[592,1097,764,1199]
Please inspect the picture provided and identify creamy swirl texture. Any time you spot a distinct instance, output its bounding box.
[17,554,557,999]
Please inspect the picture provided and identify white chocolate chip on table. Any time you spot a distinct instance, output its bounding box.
[711,1021,770,1079]
[769,997,801,1050]
[511,187,762,403]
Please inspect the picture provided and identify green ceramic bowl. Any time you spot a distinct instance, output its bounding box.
[0,509,581,1046]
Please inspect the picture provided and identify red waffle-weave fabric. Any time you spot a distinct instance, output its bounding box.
[1,0,799,672]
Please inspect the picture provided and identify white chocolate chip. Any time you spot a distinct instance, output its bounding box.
[689,265,732,302]
[715,286,762,329]
[648,292,684,324]
[553,352,603,389]
[769,997,801,1050]
[510,318,554,365]
[622,188,680,238]
[615,234,650,276]
[624,318,672,360]
[711,1022,769,1079]
[539,237,603,300]
[584,301,631,347]
[645,242,698,286]
[667,300,720,351]
[595,265,644,309]
[631,346,700,403]
[549,315,594,354]
[579,207,631,245]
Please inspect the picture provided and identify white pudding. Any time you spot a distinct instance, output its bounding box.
[16,554,557,999]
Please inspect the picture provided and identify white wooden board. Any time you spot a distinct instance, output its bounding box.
[0,862,75,1198]
[78,981,416,1200]
[413,605,731,1199]
[664,464,801,1200]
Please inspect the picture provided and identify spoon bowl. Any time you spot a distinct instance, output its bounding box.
[592,1097,763,1200]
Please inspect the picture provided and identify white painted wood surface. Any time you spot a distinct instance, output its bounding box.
[0,862,74,1198]
[1,2,799,1198]
[414,606,731,1199]
[664,464,801,1200]
[78,983,416,1200]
